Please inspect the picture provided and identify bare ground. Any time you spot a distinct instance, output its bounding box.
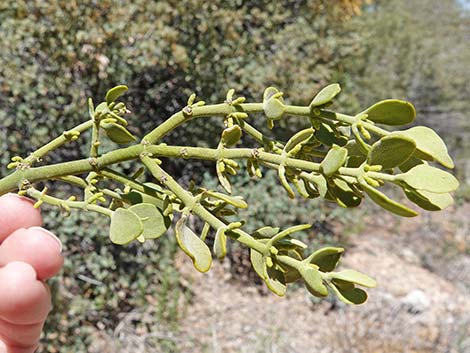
[90,203,470,353]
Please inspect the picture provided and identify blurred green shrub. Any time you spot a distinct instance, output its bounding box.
[0,1,369,350]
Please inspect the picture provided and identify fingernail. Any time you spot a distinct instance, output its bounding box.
[3,192,36,206]
[29,226,63,253]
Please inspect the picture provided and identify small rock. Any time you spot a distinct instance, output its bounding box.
[401,289,431,314]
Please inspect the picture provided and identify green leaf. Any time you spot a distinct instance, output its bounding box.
[221,125,242,147]
[367,134,416,169]
[308,247,344,272]
[397,164,459,193]
[405,189,454,211]
[128,203,171,240]
[109,208,143,245]
[360,182,418,217]
[307,174,328,197]
[332,269,377,288]
[106,85,128,105]
[263,98,285,120]
[252,226,280,239]
[396,126,454,168]
[266,264,287,296]
[345,141,367,168]
[314,123,348,146]
[321,145,348,176]
[310,83,341,107]
[300,266,328,297]
[263,87,285,120]
[101,121,136,144]
[175,216,212,273]
[329,283,368,305]
[121,191,165,211]
[362,99,416,126]
[250,248,266,279]
[213,228,227,259]
[88,98,94,119]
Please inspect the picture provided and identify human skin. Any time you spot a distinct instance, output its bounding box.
[0,194,63,353]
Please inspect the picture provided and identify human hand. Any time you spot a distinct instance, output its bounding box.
[0,194,63,353]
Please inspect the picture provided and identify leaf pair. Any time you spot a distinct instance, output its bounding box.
[109,203,171,245]
[263,87,285,126]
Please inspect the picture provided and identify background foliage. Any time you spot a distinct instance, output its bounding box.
[0,0,468,352]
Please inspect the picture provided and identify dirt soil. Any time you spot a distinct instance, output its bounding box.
[90,204,470,353]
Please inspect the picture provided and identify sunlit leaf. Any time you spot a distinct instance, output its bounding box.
[129,203,171,240]
[300,266,328,297]
[397,164,459,193]
[266,264,287,296]
[106,85,128,105]
[250,248,266,279]
[310,83,341,107]
[362,99,416,126]
[213,228,227,259]
[321,145,348,176]
[252,226,280,239]
[263,87,285,120]
[332,269,377,288]
[175,216,212,272]
[396,126,454,168]
[221,125,242,147]
[109,208,143,245]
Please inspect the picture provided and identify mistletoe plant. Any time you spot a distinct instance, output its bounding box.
[0,84,458,305]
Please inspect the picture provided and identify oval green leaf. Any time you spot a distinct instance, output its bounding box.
[106,85,128,105]
[129,203,171,240]
[332,269,377,288]
[213,228,227,259]
[308,247,344,272]
[404,188,454,211]
[367,134,416,169]
[221,125,242,147]
[101,121,136,144]
[250,248,267,279]
[396,126,454,168]
[300,266,328,297]
[109,208,143,245]
[310,83,341,107]
[329,283,368,305]
[360,182,418,217]
[397,164,459,193]
[252,226,280,239]
[362,99,416,126]
[321,145,348,177]
[175,216,212,273]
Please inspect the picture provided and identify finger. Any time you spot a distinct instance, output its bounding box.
[0,318,43,348]
[0,227,63,280]
[0,194,42,243]
[0,262,51,325]
[0,340,38,353]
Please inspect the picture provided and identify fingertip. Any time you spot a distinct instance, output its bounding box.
[0,194,42,243]
[0,228,64,280]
